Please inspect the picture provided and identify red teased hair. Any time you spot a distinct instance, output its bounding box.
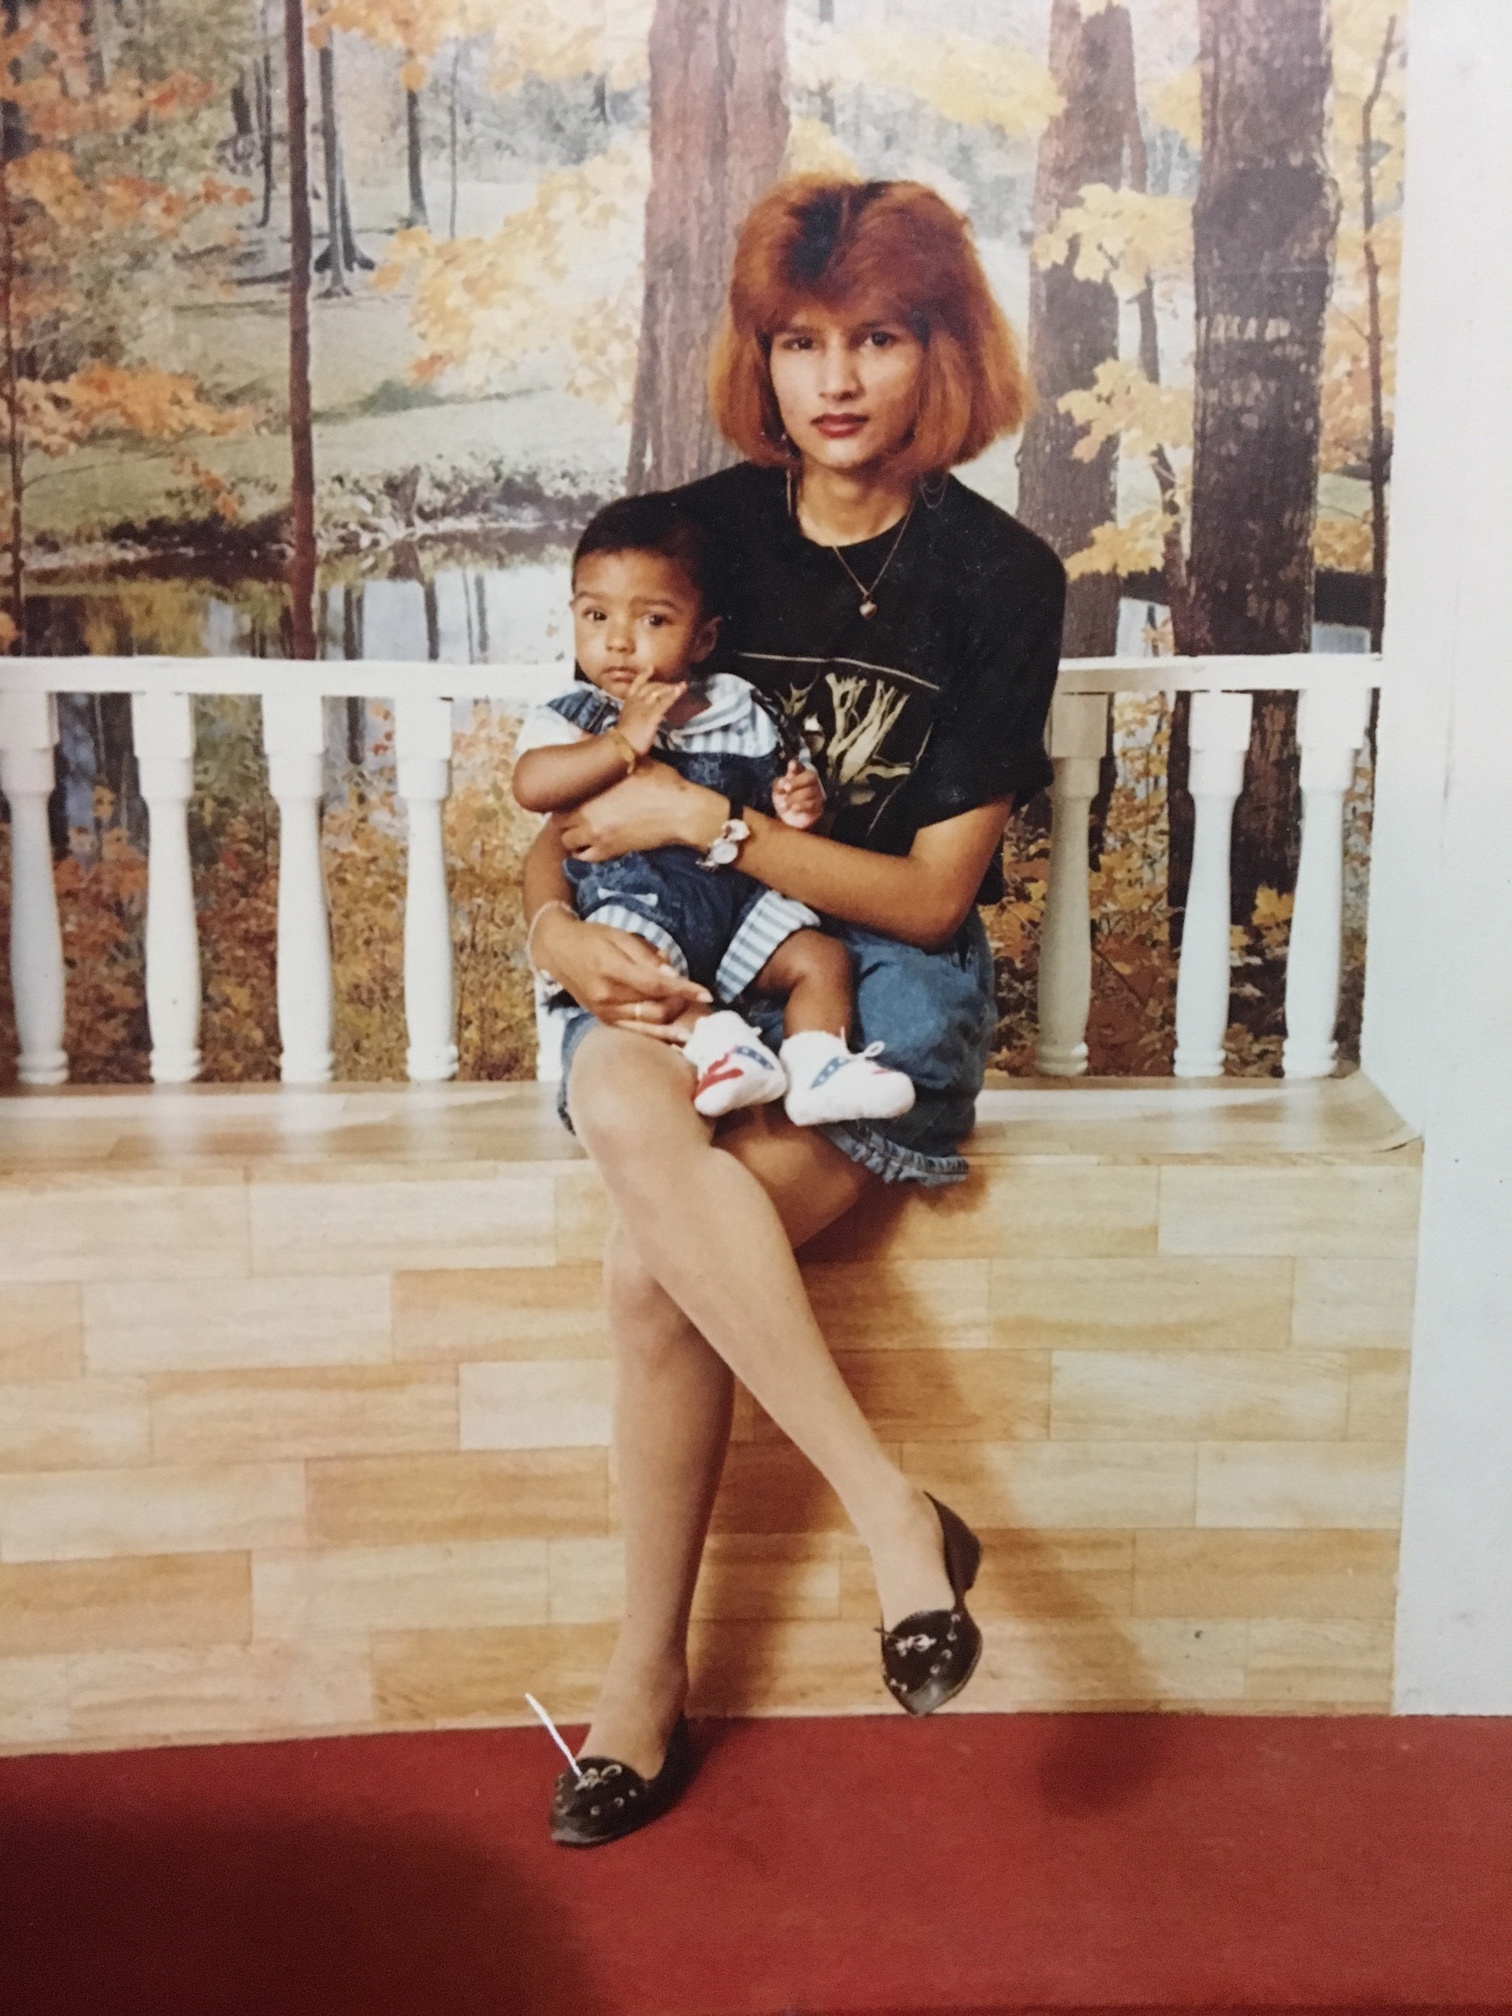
[709,175,1031,478]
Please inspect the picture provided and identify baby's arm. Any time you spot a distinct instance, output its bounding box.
[513,671,684,814]
[513,727,636,814]
[770,757,826,831]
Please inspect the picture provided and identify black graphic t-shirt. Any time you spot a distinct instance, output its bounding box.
[672,463,1065,904]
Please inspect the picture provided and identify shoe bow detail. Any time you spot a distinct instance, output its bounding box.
[548,1717,694,1848]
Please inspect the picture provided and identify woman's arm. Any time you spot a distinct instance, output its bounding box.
[522,820,711,1030]
[556,768,1009,951]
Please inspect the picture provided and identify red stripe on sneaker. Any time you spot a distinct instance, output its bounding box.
[694,1056,744,1098]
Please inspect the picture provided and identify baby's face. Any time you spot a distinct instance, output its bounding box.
[570,549,717,702]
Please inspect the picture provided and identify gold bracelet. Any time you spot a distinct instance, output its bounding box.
[525,898,576,978]
[606,726,639,776]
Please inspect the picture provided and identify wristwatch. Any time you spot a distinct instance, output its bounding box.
[697,800,751,871]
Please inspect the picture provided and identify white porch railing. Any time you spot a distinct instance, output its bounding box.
[0,654,1376,1088]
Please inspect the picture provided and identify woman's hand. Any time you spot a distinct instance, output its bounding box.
[532,904,710,1036]
[556,761,725,863]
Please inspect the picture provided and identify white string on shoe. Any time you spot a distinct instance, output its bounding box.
[525,1691,586,1782]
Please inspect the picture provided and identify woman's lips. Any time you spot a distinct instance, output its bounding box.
[812,414,866,436]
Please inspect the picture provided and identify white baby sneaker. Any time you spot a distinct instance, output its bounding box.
[780,1031,916,1127]
[683,1010,788,1118]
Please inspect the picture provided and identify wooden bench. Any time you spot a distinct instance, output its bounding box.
[0,1071,1418,1753]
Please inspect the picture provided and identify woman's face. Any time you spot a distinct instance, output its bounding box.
[767,296,926,476]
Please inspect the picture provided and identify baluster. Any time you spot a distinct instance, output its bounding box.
[131,690,202,1084]
[1283,681,1372,1079]
[263,690,334,1084]
[0,690,67,1085]
[1173,690,1253,1078]
[1036,692,1109,1076]
[395,693,459,1082]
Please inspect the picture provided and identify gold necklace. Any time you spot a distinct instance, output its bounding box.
[827,497,916,618]
[789,470,916,618]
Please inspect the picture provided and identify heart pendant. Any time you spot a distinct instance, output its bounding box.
[859,599,877,618]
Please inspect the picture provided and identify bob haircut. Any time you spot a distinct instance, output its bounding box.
[709,176,1031,480]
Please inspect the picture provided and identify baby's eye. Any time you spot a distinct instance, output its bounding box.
[581,607,607,622]
[643,613,668,627]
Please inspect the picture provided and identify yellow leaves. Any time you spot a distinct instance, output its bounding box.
[1034,185,1193,297]
[1314,513,1375,574]
[1330,0,1406,104]
[784,115,860,181]
[1060,360,1193,462]
[399,56,427,90]
[790,19,1061,139]
[19,365,255,459]
[1066,510,1167,581]
[1150,65,1202,150]
[376,138,648,419]
[488,0,652,94]
[0,611,16,650]
[1252,886,1295,932]
[6,148,90,226]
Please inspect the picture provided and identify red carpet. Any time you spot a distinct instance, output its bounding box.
[2,1713,1510,2016]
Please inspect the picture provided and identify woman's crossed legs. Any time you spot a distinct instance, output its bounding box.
[567,1021,955,1778]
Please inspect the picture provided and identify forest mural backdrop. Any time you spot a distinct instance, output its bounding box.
[0,0,1404,1084]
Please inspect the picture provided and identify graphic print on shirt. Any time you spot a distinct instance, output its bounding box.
[739,653,939,843]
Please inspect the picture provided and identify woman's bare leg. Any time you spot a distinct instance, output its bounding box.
[567,1024,955,1735]
[581,1105,880,1776]
[580,1224,731,1777]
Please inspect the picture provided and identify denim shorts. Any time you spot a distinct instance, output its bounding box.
[555,911,994,1188]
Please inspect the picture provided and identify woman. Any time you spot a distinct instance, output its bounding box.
[523,176,1065,1845]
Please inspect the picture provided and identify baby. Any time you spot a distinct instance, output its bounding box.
[513,494,914,1127]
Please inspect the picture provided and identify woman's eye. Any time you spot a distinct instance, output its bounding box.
[867,330,896,347]
[779,334,812,351]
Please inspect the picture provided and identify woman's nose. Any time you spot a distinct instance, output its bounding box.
[817,337,861,398]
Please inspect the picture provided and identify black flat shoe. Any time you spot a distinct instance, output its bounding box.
[548,1715,694,1847]
[880,1494,984,1717]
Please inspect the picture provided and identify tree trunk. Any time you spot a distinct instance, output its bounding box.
[2,0,27,652]
[1017,0,1141,658]
[255,3,276,230]
[448,42,460,240]
[283,0,317,661]
[627,0,788,493]
[317,40,347,296]
[1186,0,1338,920]
[1361,15,1397,654]
[337,179,371,269]
[404,85,427,229]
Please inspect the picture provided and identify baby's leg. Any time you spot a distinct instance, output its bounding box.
[754,931,915,1126]
[753,927,854,1036]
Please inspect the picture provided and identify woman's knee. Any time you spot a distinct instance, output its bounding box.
[567,1027,695,1167]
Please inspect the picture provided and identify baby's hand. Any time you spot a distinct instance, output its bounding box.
[771,758,825,830]
[617,669,685,755]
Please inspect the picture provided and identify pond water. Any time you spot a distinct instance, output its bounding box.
[37,552,1371,669]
